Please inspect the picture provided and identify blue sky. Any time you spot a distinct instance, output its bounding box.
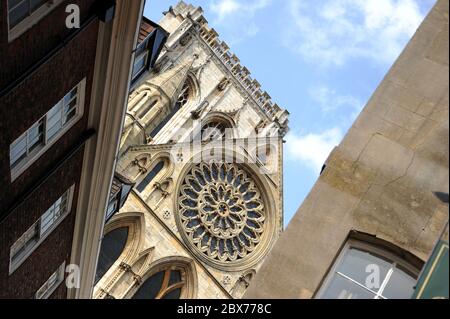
[144,0,436,227]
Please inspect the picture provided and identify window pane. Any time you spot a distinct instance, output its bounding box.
[30,0,47,12]
[64,98,77,113]
[162,288,182,299]
[95,227,129,284]
[106,200,118,221]
[9,1,29,28]
[336,247,391,292]
[40,193,67,235]
[47,101,63,119]
[8,0,24,9]
[151,30,167,65]
[321,274,376,299]
[28,121,44,151]
[40,206,55,234]
[56,195,66,213]
[382,266,417,299]
[46,121,62,141]
[63,106,77,125]
[64,86,78,105]
[132,53,148,78]
[132,271,165,299]
[169,270,182,286]
[11,223,38,260]
[46,102,63,140]
[10,134,27,165]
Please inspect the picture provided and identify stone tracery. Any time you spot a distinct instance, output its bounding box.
[178,162,266,263]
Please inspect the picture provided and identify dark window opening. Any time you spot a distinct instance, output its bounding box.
[95,227,129,285]
[132,268,185,299]
[136,161,165,193]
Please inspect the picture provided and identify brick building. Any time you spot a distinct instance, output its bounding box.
[0,0,151,298]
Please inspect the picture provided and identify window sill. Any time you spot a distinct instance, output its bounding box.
[10,79,86,183]
[10,114,83,182]
[9,186,74,275]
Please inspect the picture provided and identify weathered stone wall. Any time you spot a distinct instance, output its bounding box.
[245,0,449,299]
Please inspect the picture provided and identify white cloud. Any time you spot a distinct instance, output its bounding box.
[285,128,344,173]
[309,86,363,119]
[209,0,271,42]
[210,0,241,20]
[284,0,425,67]
[211,0,270,21]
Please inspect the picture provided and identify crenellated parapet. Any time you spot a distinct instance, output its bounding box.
[167,1,289,131]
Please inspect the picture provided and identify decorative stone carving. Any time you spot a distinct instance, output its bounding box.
[162,6,174,16]
[180,33,192,46]
[191,101,209,120]
[163,210,172,220]
[255,120,268,133]
[222,275,231,286]
[231,269,256,298]
[177,162,266,265]
[218,78,231,91]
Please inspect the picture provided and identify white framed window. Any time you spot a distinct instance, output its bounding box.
[9,185,75,275]
[9,222,40,266]
[132,51,149,80]
[46,85,79,142]
[9,78,86,182]
[7,0,64,42]
[35,261,66,299]
[40,191,69,235]
[316,240,420,299]
[10,119,44,169]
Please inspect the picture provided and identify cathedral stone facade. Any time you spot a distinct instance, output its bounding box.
[93,1,289,299]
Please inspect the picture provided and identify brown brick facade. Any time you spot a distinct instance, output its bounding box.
[0,20,99,211]
[0,0,99,89]
[0,149,84,298]
[0,0,102,298]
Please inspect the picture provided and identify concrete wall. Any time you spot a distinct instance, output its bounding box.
[245,0,449,299]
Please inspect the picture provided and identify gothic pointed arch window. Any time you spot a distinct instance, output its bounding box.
[136,160,165,193]
[132,267,185,299]
[176,82,191,109]
[95,227,129,285]
[94,213,144,290]
[199,121,228,141]
[193,114,234,142]
[149,78,194,138]
[137,98,158,120]
[129,258,197,299]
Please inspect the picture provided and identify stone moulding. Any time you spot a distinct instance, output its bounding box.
[174,154,277,272]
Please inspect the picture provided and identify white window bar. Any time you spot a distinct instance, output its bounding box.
[9,80,85,181]
[9,186,74,274]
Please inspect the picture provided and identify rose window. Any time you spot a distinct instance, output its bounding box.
[177,162,265,263]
